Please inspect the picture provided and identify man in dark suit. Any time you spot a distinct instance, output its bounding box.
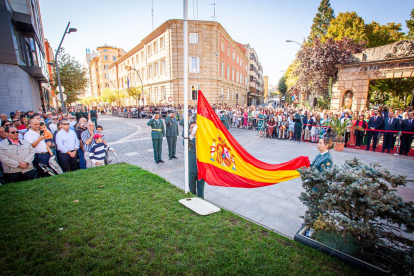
[381,112,399,153]
[399,112,414,156]
[366,110,383,152]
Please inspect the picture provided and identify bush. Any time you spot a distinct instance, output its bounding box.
[298,158,414,272]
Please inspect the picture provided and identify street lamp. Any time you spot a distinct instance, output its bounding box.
[126,65,143,107]
[286,40,303,47]
[54,22,77,113]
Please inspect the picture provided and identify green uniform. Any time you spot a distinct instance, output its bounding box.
[220,114,230,130]
[165,115,179,158]
[311,151,333,172]
[147,118,165,162]
[90,109,98,127]
[189,136,205,198]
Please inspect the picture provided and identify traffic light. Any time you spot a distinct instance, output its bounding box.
[191,86,197,100]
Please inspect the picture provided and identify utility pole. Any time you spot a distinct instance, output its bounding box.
[208,3,219,21]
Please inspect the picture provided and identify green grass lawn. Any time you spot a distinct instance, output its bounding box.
[0,164,368,275]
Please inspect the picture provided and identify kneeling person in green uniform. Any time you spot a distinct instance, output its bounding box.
[147,114,165,163]
[165,111,179,160]
[188,122,205,199]
[311,137,334,172]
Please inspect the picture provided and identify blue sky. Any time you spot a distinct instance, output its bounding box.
[40,0,411,85]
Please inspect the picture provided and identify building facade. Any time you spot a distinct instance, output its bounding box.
[263,76,268,101]
[0,0,50,114]
[108,20,249,106]
[83,49,98,98]
[89,46,124,97]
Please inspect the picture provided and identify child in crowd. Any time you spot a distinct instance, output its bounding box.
[232,109,237,127]
[96,125,104,134]
[310,121,319,143]
[90,134,116,167]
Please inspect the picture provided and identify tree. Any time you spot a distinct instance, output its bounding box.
[407,9,414,38]
[293,37,365,98]
[277,75,287,94]
[127,87,142,105]
[325,12,366,43]
[365,21,405,48]
[100,89,117,104]
[307,0,335,43]
[369,78,414,109]
[52,48,88,104]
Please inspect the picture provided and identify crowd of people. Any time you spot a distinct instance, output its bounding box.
[0,107,114,184]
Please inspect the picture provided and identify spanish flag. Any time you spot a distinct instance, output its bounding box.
[196,90,310,188]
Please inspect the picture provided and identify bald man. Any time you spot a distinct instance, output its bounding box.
[24,119,53,177]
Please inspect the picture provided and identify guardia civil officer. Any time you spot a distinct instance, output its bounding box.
[147,113,165,163]
[294,109,304,141]
[188,122,205,198]
[220,111,230,130]
[165,111,179,160]
[311,137,334,172]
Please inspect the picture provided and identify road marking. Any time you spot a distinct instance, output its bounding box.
[125,152,140,156]
[108,137,151,145]
[112,122,142,144]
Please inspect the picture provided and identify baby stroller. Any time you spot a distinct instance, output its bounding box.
[37,156,64,176]
[104,147,120,165]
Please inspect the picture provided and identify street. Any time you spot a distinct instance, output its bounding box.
[99,115,414,238]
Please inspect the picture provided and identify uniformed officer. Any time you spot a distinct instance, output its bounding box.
[220,111,230,130]
[147,113,165,163]
[294,109,304,141]
[188,122,205,198]
[311,137,334,172]
[165,111,179,160]
[89,106,98,127]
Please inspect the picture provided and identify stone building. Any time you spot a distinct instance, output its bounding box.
[0,0,51,114]
[89,46,124,98]
[108,20,249,106]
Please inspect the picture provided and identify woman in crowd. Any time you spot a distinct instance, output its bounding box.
[266,117,277,138]
[341,112,352,147]
[288,114,295,140]
[349,111,357,146]
[303,114,313,141]
[243,109,249,129]
[354,114,367,149]
[257,108,266,137]
[278,116,289,139]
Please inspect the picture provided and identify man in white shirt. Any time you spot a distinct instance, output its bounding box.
[48,115,58,133]
[55,119,79,172]
[24,119,54,177]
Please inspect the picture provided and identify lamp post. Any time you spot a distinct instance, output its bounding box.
[286,40,303,47]
[54,22,77,113]
[126,65,143,108]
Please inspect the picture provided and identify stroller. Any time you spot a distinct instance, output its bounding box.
[37,156,64,176]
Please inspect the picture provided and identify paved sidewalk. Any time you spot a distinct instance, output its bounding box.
[100,115,414,239]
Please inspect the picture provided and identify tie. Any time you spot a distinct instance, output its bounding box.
[388,118,390,124]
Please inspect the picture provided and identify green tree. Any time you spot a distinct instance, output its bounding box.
[307,0,335,43]
[369,78,414,109]
[52,48,88,104]
[100,89,116,104]
[127,87,142,105]
[277,75,287,94]
[325,12,366,43]
[407,8,414,38]
[365,21,405,48]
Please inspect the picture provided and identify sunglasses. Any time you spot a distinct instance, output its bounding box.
[61,123,69,125]
[52,118,58,120]
[4,124,11,126]
[12,120,19,122]
[9,131,18,134]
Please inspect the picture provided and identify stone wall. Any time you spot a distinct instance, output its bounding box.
[0,63,42,115]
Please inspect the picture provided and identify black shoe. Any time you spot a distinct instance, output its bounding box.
[365,148,369,151]
[387,150,390,153]
[172,156,178,159]
[404,153,408,156]
[373,148,376,152]
[155,160,159,164]
[169,157,172,160]
[159,160,165,163]
[381,150,385,153]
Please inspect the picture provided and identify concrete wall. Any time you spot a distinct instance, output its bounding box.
[0,63,42,115]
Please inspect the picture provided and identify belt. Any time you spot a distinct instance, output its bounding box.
[152,129,162,131]
[36,152,49,155]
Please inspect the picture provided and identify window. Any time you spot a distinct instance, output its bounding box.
[136,54,139,63]
[132,57,135,64]
[227,45,230,56]
[227,88,230,100]
[221,40,224,52]
[221,61,224,77]
[160,36,164,49]
[161,59,166,75]
[104,55,108,61]
[227,65,230,79]
[233,51,235,60]
[105,83,109,88]
[141,68,145,80]
[148,65,152,78]
[153,41,158,53]
[240,59,242,67]
[154,62,158,77]
[189,57,200,73]
[103,49,107,52]
[104,74,109,79]
[162,86,166,100]
[141,51,144,60]
[189,33,198,44]
[103,65,108,69]
[155,87,158,102]
[113,56,116,61]
[232,68,234,81]
[236,55,239,64]
[236,71,239,82]
[147,45,152,56]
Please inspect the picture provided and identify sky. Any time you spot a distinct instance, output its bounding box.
[39,0,412,86]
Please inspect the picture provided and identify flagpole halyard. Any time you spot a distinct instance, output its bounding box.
[183,0,189,194]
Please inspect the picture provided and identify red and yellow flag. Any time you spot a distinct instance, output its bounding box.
[196,90,310,188]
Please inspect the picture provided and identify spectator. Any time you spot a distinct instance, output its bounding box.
[49,115,58,133]
[55,119,79,172]
[2,120,11,128]
[89,106,99,127]
[76,118,87,169]
[24,119,54,177]
[89,134,115,167]
[0,126,6,142]
[44,112,52,123]
[399,112,414,156]
[39,121,55,155]
[1,113,8,122]
[68,115,76,131]
[0,126,35,183]
[81,121,104,168]
[96,125,103,134]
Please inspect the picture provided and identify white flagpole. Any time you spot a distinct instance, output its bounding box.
[183,0,189,194]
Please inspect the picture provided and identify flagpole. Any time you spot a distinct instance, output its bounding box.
[183,0,189,194]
